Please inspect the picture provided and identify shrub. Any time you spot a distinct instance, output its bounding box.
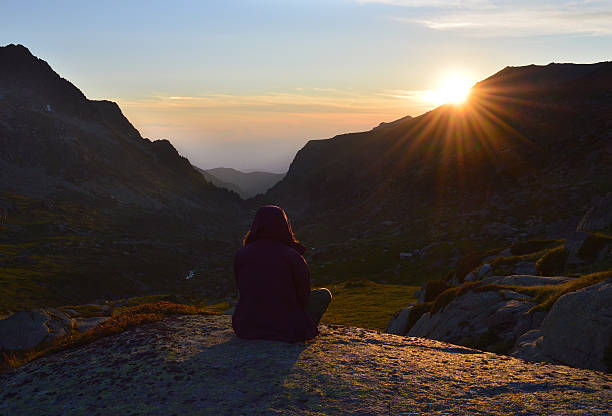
[430,287,461,314]
[529,269,612,312]
[405,301,433,332]
[535,246,568,276]
[453,248,502,283]
[577,234,612,260]
[422,279,450,302]
[510,239,565,256]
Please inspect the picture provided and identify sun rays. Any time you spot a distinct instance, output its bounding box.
[426,74,474,105]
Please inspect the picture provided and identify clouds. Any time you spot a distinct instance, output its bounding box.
[359,0,612,36]
[114,87,437,171]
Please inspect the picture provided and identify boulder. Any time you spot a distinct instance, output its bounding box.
[464,272,477,282]
[0,308,75,350]
[386,306,412,335]
[512,261,537,275]
[512,329,551,363]
[540,278,612,371]
[476,263,492,278]
[406,287,546,354]
[565,230,590,264]
[577,194,612,234]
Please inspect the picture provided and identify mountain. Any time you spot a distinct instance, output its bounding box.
[0,44,247,313]
[259,62,612,285]
[196,167,285,199]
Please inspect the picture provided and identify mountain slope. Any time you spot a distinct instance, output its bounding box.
[0,44,242,212]
[194,166,246,198]
[199,167,285,199]
[259,62,612,284]
[0,44,247,312]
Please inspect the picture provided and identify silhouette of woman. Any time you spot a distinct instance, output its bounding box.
[232,205,332,342]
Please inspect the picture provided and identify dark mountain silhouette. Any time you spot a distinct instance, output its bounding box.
[0,44,241,215]
[0,44,247,312]
[259,62,612,284]
[196,167,284,199]
[195,166,245,197]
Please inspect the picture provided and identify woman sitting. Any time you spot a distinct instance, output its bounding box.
[232,205,332,342]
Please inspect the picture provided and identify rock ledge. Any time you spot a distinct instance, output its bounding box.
[1,315,611,415]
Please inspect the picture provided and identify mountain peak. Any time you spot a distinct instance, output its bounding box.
[0,43,87,111]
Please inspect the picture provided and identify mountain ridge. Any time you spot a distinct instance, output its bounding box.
[198,167,285,199]
[0,44,247,312]
[259,61,612,284]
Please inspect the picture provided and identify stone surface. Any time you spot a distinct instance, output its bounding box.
[406,290,544,353]
[541,278,612,372]
[482,275,572,287]
[0,310,51,350]
[0,309,75,350]
[386,306,412,335]
[512,262,537,275]
[75,317,110,332]
[476,263,492,278]
[577,194,612,233]
[1,315,611,415]
[512,330,550,363]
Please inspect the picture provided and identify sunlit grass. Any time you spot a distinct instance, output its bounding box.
[0,301,225,373]
[320,280,418,331]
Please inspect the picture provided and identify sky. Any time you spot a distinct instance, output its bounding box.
[2,0,611,172]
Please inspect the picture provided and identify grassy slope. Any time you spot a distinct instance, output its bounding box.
[320,280,418,331]
[0,192,237,314]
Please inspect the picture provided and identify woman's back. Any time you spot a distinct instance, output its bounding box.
[232,239,317,342]
[231,205,330,342]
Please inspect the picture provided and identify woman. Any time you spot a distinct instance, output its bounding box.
[232,205,331,342]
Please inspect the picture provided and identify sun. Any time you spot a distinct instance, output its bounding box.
[427,74,474,105]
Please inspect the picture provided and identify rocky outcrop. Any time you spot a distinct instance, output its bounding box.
[0,307,110,351]
[386,306,412,335]
[1,315,611,415]
[391,271,611,372]
[577,194,612,234]
[406,290,545,353]
[0,309,75,350]
[540,278,612,371]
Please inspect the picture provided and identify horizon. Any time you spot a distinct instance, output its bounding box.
[2,0,612,172]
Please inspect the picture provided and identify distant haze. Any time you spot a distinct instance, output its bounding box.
[2,1,611,171]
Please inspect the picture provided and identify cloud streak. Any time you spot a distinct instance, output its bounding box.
[360,0,612,36]
[116,88,434,116]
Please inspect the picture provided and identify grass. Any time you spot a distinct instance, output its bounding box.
[320,280,418,331]
[510,239,565,256]
[58,304,112,318]
[0,301,224,374]
[404,269,612,333]
[524,269,611,312]
[535,246,568,276]
[470,269,612,313]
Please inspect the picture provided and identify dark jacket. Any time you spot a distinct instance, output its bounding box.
[232,206,317,342]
